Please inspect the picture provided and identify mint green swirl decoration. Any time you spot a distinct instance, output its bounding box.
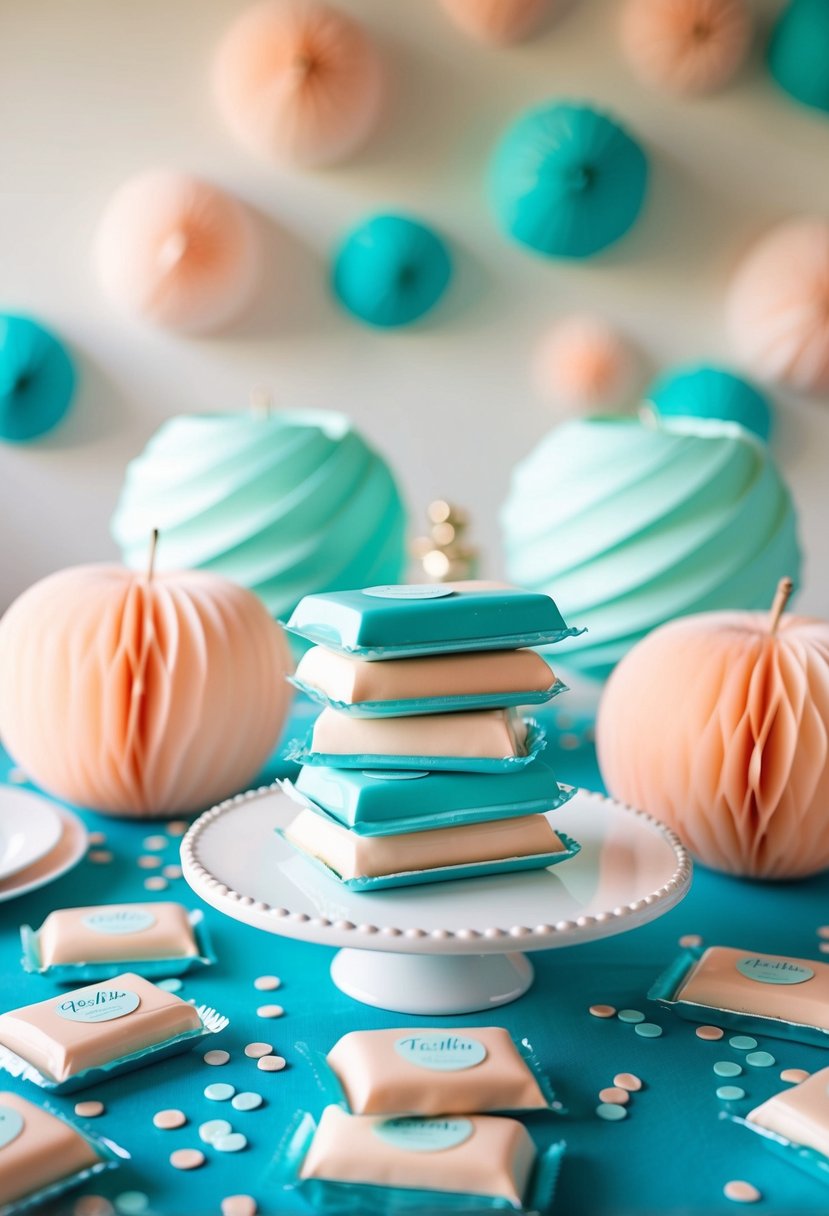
[768,0,829,114]
[501,416,801,681]
[489,101,648,258]
[332,214,452,327]
[111,411,407,620]
[0,314,75,442]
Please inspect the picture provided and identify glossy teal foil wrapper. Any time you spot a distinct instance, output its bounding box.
[733,1115,829,1188]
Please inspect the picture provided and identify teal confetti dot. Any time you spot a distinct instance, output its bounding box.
[714,1061,743,1078]
[204,1082,235,1102]
[746,1051,775,1068]
[214,1132,248,1152]
[157,978,183,993]
[635,1022,663,1038]
[115,1194,150,1216]
[597,1102,628,1121]
[618,1009,645,1024]
[729,1036,757,1051]
[231,1092,263,1112]
[199,1119,232,1143]
[717,1086,746,1100]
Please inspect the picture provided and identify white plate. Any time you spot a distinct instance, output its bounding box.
[0,787,63,881]
[0,803,88,902]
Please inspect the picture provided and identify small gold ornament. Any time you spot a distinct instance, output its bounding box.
[411,500,479,582]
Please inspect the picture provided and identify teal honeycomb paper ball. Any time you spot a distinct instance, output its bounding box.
[0,314,75,442]
[111,410,408,623]
[647,364,773,442]
[332,214,452,327]
[489,101,649,258]
[768,0,829,114]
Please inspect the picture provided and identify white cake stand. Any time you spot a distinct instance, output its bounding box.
[182,786,691,1015]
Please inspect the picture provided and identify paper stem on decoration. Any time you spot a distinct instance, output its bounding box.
[769,577,794,634]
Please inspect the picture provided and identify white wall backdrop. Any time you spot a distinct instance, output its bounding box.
[1,0,827,613]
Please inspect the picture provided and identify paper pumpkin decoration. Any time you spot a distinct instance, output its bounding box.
[768,0,829,115]
[597,580,829,879]
[213,0,384,168]
[620,0,752,95]
[489,101,649,259]
[332,214,452,328]
[0,555,292,817]
[439,0,551,45]
[0,315,75,443]
[501,414,801,681]
[94,170,260,335]
[647,363,772,441]
[727,218,829,394]
[534,315,637,411]
[111,409,408,621]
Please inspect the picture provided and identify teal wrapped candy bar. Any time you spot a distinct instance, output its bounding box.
[284,584,581,660]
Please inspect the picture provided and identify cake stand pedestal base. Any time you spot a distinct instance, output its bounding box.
[330,948,534,1014]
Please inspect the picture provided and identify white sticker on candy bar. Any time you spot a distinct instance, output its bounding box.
[0,1105,24,1150]
[55,985,141,1023]
[373,1116,473,1153]
[363,585,454,600]
[394,1033,487,1071]
[736,957,814,985]
[82,909,157,935]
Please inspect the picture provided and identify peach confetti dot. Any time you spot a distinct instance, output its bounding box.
[244,1042,273,1059]
[696,1025,724,1041]
[780,1068,810,1084]
[613,1073,642,1092]
[88,831,107,846]
[818,926,829,939]
[88,850,113,865]
[143,835,168,851]
[559,732,581,750]
[724,1180,761,1203]
[153,1109,187,1129]
[589,1004,616,1018]
[144,876,168,892]
[73,1198,115,1216]
[74,1100,104,1118]
[253,975,281,991]
[598,1087,629,1105]
[137,855,162,869]
[257,1055,286,1072]
[170,1148,205,1170]
[166,820,189,836]
[679,934,702,948]
[819,943,829,954]
[204,1049,230,1066]
[256,1004,284,1019]
[163,864,182,880]
[221,1198,257,1216]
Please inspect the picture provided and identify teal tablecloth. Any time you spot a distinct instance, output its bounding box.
[1,713,828,1216]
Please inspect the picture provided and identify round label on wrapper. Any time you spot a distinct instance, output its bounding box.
[394,1034,487,1071]
[736,957,814,986]
[55,986,141,1023]
[82,909,157,935]
[0,1106,24,1150]
[363,585,454,600]
[373,1116,473,1153]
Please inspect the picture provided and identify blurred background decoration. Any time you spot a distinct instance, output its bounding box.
[411,499,479,582]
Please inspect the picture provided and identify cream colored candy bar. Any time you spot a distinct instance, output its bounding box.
[677,947,829,1027]
[0,972,203,1083]
[285,808,565,880]
[310,707,528,759]
[327,1026,549,1115]
[748,1066,829,1156]
[37,903,199,966]
[0,1089,100,1206]
[296,646,556,706]
[300,1105,536,1206]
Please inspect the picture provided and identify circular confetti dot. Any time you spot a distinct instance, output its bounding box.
[714,1061,743,1078]
[88,850,113,865]
[153,1109,186,1130]
[724,1180,761,1204]
[818,926,829,939]
[244,1042,273,1059]
[114,1194,149,1215]
[144,876,168,892]
[257,1055,286,1072]
[617,1009,645,1024]
[221,1197,257,1216]
[157,978,183,993]
[204,1049,230,1066]
[598,1087,629,1105]
[589,1004,616,1019]
[780,1068,810,1084]
[74,1197,115,1216]
[746,1051,775,1068]
[596,1102,627,1121]
[143,835,167,851]
[204,1082,235,1101]
[232,1091,263,1111]
[199,1119,233,1143]
[74,1100,104,1118]
[170,1148,205,1171]
[696,1025,724,1041]
[256,1004,284,1019]
[166,820,189,836]
[729,1036,758,1051]
[679,934,703,948]
[137,854,161,869]
[717,1086,746,1101]
[613,1073,642,1092]
[253,975,281,992]
[635,1022,662,1038]
[163,864,183,880]
[819,943,829,954]
[214,1132,248,1153]
[88,831,107,846]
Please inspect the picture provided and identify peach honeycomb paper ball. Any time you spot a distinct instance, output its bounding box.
[94,170,260,335]
[620,0,753,95]
[597,586,829,879]
[533,315,638,412]
[214,0,384,168]
[727,217,829,394]
[439,0,552,45]
[0,562,293,817]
